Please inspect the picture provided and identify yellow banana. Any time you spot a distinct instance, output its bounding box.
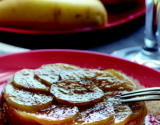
[0,0,107,30]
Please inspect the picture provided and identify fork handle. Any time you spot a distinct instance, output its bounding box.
[120,95,160,103]
[121,91,160,98]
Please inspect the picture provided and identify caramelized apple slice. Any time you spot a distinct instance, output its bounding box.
[3,102,40,125]
[103,92,147,125]
[50,80,104,106]
[93,77,136,92]
[34,68,59,87]
[17,103,79,125]
[103,91,128,101]
[104,69,137,90]
[3,80,53,111]
[40,63,78,69]
[59,68,111,80]
[34,63,79,86]
[108,101,132,125]
[73,101,114,125]
[126,102,147,125]
[13,69,50,92]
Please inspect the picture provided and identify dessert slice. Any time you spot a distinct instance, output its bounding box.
[0,63,148,125]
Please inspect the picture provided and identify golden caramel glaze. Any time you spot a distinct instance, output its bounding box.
[0,63,147,125]
[50,80,104,106]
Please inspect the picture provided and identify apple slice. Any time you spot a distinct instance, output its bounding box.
[13,69,50,92]
[3,102,40,125]
[18,103,79,125]
[73,101,114,125]
[108,101,132,125]
[59,68,111,80]
[40,63,78,69]
[126,102,147,125]
[103,91,128,101]
[103,92,147,125]
[93,76,136,92]
[3,80,53,111]
[3,102,79,125]
[104,69,137,90]
[50,79,104,106]
[34,63,79,86]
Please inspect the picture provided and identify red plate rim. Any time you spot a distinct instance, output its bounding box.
[0,49,159,87]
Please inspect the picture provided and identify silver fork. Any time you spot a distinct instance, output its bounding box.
[120,87,160,103]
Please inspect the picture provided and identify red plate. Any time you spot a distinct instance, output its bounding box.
[0,0,145,34]
[0,49,159,124]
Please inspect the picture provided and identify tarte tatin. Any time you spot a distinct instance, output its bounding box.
[0,63,147,125]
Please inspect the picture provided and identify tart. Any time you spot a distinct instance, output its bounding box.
[0,63,147,125]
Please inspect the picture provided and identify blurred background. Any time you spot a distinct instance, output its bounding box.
[0,0,145,54]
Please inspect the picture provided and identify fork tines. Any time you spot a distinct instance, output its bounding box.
[120,87,160,103]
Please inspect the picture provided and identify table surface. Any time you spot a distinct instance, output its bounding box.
[0,12,145,56]
[88,17,145,54]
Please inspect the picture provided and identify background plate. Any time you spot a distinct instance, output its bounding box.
[0,0,145,34]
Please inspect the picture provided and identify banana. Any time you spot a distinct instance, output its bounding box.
[0,0,107,30]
